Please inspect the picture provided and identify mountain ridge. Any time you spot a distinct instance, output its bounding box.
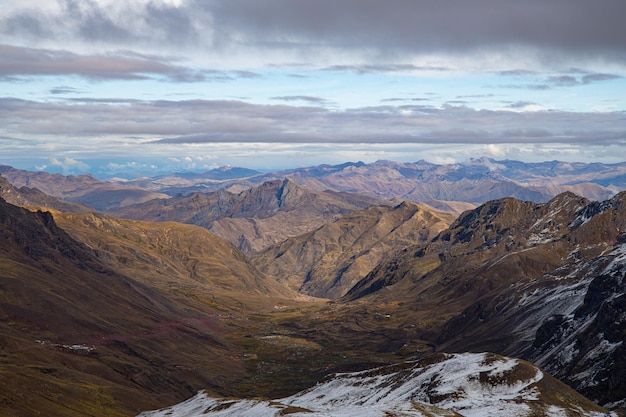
[114,178,381,254]
[4,158,625,207]
[0,165,169,211]
[252,200,456,299]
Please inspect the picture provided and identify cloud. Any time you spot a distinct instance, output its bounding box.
[497,71,623,91]
[271,96,329,104]
[502,101,539,110]
[2,1,625,70]
[205,0,626,69]
[0,44,260,82]
[548,73,622,87]
[49,156,90,173]
[49,85,87,95]
[323,64,450,74]
[582,73,623,84]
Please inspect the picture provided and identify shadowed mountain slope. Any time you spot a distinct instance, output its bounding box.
[0,197,301,417]
[252,201,456,299]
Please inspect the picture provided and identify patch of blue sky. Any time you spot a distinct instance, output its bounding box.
[5,65,623,115]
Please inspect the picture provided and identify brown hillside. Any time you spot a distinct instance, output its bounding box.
[0,197,300,416]
[252,201,456,299]
[54,211,296,309]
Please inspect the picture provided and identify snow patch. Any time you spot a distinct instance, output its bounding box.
[137,353,613,417]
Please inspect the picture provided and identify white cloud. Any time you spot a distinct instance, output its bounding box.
[49,156,90,172]
[486,144,506,158]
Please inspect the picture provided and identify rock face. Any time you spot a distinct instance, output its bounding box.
[339,191,626,408]
[252,201,456,299]
[138,352,615,417]
[114,179,381,254]
[526,249,626,409]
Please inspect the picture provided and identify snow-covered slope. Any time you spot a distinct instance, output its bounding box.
[137,352,615,417]
[524,242,626,408]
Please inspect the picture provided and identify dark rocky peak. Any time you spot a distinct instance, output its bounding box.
[0,198,102,270]
[570,190,626,228]
[565,191,626,249]
[433,192,596,253]
[434,197,537,252]
[275,178,300,207]
[522,192,589,240]
[233,179,300,217]
[543,191,589,211]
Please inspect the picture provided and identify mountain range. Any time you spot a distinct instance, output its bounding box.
[112,158,626,203]
[1,159,625,416]
[5,157,626,209]
[0,165,168,212]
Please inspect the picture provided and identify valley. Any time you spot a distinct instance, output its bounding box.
[0,158,625,416]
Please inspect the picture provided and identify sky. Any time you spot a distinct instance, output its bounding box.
[1,0,625,178]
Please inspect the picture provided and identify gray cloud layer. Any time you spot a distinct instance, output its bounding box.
[1,1,624,170]
[1,98,624,151]
[2,1,625,67]
[0,44,261,82]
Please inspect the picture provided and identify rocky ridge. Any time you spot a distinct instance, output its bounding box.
[114,179,381,254]
[0,165,168,211]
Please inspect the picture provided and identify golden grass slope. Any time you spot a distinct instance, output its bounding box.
[54,211,297,309]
